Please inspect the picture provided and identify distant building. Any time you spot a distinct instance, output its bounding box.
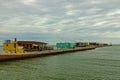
[3,38,48,53]
[18,41,47,51]
[3,39,24,53]
[89,42,98,46]
[75,42,89,47]
[75,42,109,47]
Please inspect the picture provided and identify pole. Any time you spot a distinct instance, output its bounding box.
[15,38,17,53]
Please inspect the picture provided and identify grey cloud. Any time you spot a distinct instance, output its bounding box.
[0,0,120,43]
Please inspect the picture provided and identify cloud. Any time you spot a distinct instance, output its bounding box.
[90,0,102,4]
[65,4,73,10]
[87,8,103,14]
[0,0,120,43]
[66,10,75,15]
[103,31,120,38]
[106,9,120,16]
[93,21,107,26]
[20,0,36,5]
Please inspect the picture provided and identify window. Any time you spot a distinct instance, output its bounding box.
[6,44,8,47]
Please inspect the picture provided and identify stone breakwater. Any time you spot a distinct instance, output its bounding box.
[0,46,96,61]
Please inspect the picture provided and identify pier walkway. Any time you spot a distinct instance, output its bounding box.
[0,46,96,61]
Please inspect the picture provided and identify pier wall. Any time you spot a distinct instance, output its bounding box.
[0,46,96,61]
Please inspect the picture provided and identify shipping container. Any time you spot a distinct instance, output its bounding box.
[56,43,75,48]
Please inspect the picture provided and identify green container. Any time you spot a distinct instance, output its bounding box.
[69,43,75,48]
[56,43,75,48]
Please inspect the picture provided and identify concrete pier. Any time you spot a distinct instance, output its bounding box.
[0,46,96,61]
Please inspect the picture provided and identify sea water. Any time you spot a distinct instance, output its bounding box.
[0,46,120,80]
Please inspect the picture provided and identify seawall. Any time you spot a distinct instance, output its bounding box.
[0,46,96,61]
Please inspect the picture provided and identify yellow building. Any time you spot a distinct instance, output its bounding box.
[3,38,48,53]
[3,39,24,53]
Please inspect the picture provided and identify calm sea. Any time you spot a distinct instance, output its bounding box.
[0,46,120,80]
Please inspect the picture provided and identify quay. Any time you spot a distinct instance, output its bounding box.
[0,46,96,61]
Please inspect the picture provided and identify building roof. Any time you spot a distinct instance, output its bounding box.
[18,41,47,44]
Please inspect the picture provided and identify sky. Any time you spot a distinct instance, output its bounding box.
[0,0,120,44]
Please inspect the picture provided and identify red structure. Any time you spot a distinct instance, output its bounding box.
[17,41,47,51]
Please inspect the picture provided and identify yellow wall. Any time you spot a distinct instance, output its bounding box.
[3,41,24,53]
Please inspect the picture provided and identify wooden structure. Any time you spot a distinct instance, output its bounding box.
[18,41,47,51]
[75,42,89,47]
[3,38,47,53]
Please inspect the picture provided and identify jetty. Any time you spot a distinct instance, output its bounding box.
[1,38,111,61]
[0,46,96,61]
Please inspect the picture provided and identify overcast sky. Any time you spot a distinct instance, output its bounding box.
[0,0,120,44]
